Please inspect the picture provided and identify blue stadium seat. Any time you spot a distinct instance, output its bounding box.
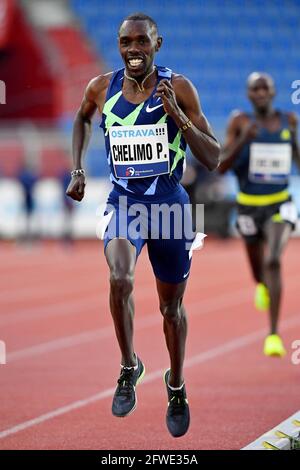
[70,0,300,161]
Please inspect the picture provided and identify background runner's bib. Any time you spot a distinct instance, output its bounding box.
[109,124,169,178]
[249,142,292,184]
[232,112,293,195]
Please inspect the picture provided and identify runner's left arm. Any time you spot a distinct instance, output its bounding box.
[155,77,220,171]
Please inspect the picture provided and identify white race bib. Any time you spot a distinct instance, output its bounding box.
[249,143,292,184]
[109,124,169,179]
[237,215,258,236]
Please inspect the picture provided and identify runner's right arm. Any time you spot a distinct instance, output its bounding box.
[66,75,110,201]
[219,112,258,174]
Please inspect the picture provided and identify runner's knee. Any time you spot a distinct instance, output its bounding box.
[265,255,280,270]
[110,270,134,298]
[160,298,184,324]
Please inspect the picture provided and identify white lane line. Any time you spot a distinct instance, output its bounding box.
[0,282,157,327]
[0,270,249,326]
[1,314,300,440]
[2,268,299,327]
[7,287,255,361]
[0,270,225,304]
[0,244,242,271]
[0,295,102,327]
[6,275,300,362]
[0,277,102,302]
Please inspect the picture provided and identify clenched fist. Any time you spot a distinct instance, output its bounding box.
[66,175,86,201]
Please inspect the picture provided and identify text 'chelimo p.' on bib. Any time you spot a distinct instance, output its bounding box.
[109,124,170,178]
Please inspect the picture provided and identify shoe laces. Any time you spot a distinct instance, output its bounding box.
[116,367,135,396]
[169,388,187,414]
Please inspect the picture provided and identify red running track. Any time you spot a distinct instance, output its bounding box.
[0,238,299,450]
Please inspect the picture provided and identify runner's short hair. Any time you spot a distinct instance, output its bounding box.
[119,13,158,35]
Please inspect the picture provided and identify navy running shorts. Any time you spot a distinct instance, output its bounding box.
[102,184,195,284]
[236,197,297,244]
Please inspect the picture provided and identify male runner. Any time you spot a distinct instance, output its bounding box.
[67,13,220,437]
[220,72,300,357]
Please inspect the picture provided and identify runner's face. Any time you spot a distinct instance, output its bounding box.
[118,20,161,78]
[248,77,275,112]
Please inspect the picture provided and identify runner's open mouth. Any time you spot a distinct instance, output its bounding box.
[127,58,144,69]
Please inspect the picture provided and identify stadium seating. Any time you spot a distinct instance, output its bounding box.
[70,0,300,139]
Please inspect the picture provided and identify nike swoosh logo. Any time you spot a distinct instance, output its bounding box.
[145,103,164,113]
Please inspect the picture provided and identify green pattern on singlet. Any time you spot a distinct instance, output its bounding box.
[103,92,145,135]
[103,91,170,134]
[169,131,186,175]
[103,90,144,135]
[103,90,184,175]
